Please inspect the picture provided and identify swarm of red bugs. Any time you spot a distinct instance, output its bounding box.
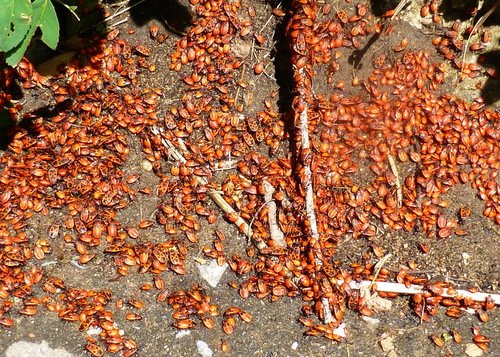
[0,0,498,355]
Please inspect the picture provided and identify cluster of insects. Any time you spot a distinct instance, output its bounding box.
[0,0,498,355]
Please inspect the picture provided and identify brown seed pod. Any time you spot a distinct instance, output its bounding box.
[127,227,139,239]
[272,8,285,17]
[430,334,445,347]
[420,4,429,17]
[173,319,195,329]
[149,24,159,39]
[473,335,491,344]
[0,317,14,328]
[451,329,462,343]
[254,33,266,44]
[107,28,120,41]
[430,0,439,13]
[253,62,264,75]
[222,316,235,335]
[201,316,215,329]
[135,45,151,57]
[394,38,409,52]
[477,310,489,323]
[125,313,143,321]
[238,310,252,323]
[221,339,230,353]
[85,343,104,357]
[128,299,144,309]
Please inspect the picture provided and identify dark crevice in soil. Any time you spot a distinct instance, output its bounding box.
[128,0,193,36]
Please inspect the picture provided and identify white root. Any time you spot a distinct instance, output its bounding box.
[299,103,323,264]
[263,180,286,247]
[344,280,500,305]
[298,101,332,322]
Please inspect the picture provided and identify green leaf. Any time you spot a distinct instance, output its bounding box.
[33,0,60,49]
[0,0,33,52]
[4,0,43,66]
[4,26,33,66]
[5,0,61,66]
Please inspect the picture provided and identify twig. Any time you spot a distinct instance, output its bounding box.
[390,0,412,20]
[290,0,328,322]
[78,0,147,34]
[109,18,129,29]
[105,0,147,24]
[234,64,246,108]
[149,126,266,249]
[344,280,500,305]
[387,155,402,208]
[371,254,392,286]
[299,104,323,266]
[263,180,286,247]
[460,0,500,80]
[420,298,425,324]
[259,11,276,33]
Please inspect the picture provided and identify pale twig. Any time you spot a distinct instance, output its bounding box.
[149,126,266,248]
[109,18,129,29]
[371,254,392,286]
[322,297,334,324]
[109,0,129,7]
[387,155,402,208]
[296,79,330,323]
[460,0,500,80]
[78,0,147,34]
[259,11,276,33]
[390,0,412,20]
[344,280,500,305]
[234,64,246,108]
[105,0,147,24]
[291,0,329,322]
[420,299,425,324]
[298,103,323,266]
[247,199,272,249]
[263,180,286,247]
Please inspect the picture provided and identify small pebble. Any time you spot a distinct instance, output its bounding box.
[462,252,470,266]
[175,330,191,339]
[87,327,102,335]
[196,340,213,357]
[291,342,298,350]
[141,160,153,171]
[197,260,227,288]
[6,341,73,357]
[465,343,483,357]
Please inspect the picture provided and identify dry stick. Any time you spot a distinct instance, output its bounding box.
[234,64,246,108]
[298,104,323,266]
[387,155,402,208]
[390,0,412,20]
[104,0,147,24]
[345,280,500,306]
[149,126,267,250]
[263,180,286,247]
[299,103,332,322]
[290,0,331,322]
[81,0,146,33]
[370,254,392,286]
[460,0,500,81]
[109,18,129,29]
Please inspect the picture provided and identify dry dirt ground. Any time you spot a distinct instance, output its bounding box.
[0,0,499,356]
